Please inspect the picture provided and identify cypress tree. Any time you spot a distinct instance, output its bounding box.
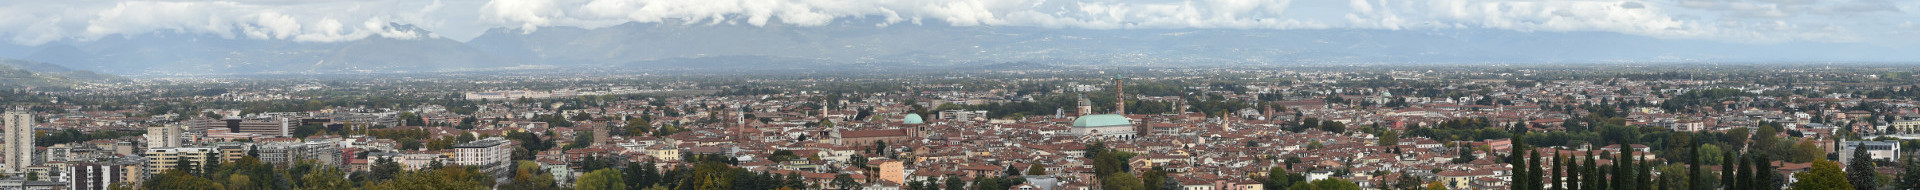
[1514,141,1531,190]
[1531,150,1545,190]
[1849,145,1877,190]
[1736,155,1753,190]
[1553,151,1565,190]
[1590,150,1605,190]
[1615,143,1635,190]
[1754,154,1773,189]
[1569,154,1582,190]
[1898,157,1920,190]
[1640,159,1655,190]
[1688,143,1703,190]
[1656,174,1668,190]
[1722,151,1736,189]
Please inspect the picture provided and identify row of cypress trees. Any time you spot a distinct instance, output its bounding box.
[1507,137,1775,190]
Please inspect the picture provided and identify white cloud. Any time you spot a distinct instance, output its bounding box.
[475,0,1321,30]
[0,0,1912,45]
[3,0,439,45]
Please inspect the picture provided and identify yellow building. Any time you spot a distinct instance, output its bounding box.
[143,147,218,174]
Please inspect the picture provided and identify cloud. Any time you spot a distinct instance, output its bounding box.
[1621,2,1646,9]
[2,0,442,45]
[477,0,1321,31]
[0,0,1914,45]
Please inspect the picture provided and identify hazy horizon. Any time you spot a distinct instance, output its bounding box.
[0,0,1915,76]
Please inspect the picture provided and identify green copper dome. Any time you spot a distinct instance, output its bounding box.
[1072,114,1131,127]
[903,114,924,124]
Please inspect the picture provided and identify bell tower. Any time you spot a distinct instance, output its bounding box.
[1114,74,1125,115]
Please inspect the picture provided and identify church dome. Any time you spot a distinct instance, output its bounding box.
[903,114,924,124]
[1072,114,1132,128]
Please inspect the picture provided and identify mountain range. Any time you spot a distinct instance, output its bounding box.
[3,20,1916,76]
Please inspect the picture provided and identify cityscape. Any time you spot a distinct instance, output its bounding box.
[0,64,1914,190]
[1,0,1918,190]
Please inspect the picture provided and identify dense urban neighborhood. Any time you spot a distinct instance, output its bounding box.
[1,64,1919,190]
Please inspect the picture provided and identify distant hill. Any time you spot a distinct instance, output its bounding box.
[470,20,1920,68]
[10,23,509,75]
[966,62,1055,71]
[0,58,124,88]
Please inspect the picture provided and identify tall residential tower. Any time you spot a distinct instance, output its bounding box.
[3,109,32,174]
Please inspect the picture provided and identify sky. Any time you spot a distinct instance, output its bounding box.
[0,0,1915,46]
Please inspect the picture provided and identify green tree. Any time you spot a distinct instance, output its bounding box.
[566,131,595,150]
[1790,161,1854,190]
[1378,130,1400,146]
[1569,155,1583,190]
[1699,144,1724,165]
[1736,154,1751,190]
[1301,178,1363,190]
[1722,151,1736,190]
[1657,164,1689,190]
[505,161,559,190]
[1638,158,1654,190]
[1141,167,1172,190]
[831,174,859,190]
[1027,164,1048,175]
[1847,146,1876,190]
[299,166,351,190]
[623,162,661,189]
[1551,152,1564,190]
[143,169,223,190]
[1791,140,1826,163]
[625,117,652,136]
[1103,174,1147,190]
[365,167,494,190]
[1614,142,1636,190]
[681,162,736,190]
[1726,127,1750,149]
[1586,150,1602,190]
[577,169,627,190]
[906,180,929,190]
[1320,120,1347,133]
[224,174,253,190]
[1264,167,1299,190]
[945,176,966,190]
[397,112,423,126]
[1689,143,1705,190]
[1899,157,1920,189]
[1755,155,1774,189]
[1656,174,1668,190]
[369,157,402,183]
[1514,142,1531,190]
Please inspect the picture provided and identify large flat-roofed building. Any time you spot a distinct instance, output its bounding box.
[143,147,217,174]
[1841,140,1901,165]
[938,110,988,122]
[228,119,289,137]
[838,129,910,147]
[453,137,509,175]
[1893,119,1920,134]
[145,125,183,148]
[67,161,138,190]
[1068,114,1136,140]
[259,141,341,168]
